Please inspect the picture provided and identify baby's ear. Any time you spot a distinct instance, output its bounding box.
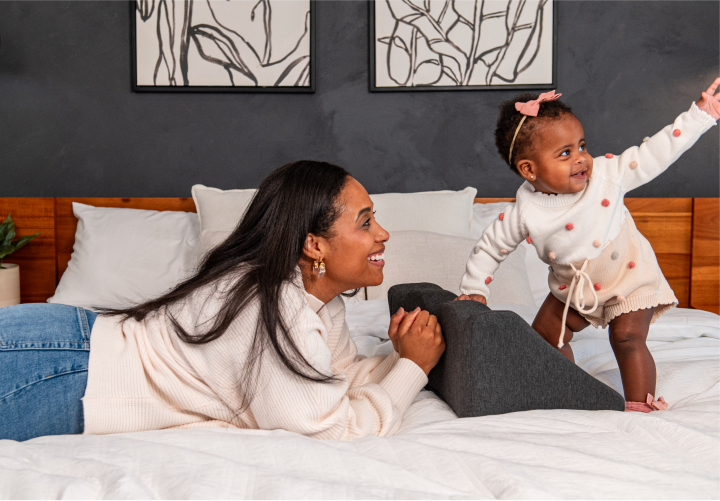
[516,159,536,181]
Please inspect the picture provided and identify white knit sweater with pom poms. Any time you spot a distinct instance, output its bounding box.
[461,103,716,300]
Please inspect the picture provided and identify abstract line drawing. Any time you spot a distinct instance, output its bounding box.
[132,0,313,91]
[370,0,555,91]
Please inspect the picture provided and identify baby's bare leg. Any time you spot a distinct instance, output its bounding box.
[532,293,590,363]
[608,308,655,402]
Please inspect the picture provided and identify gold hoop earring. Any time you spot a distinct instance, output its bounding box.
[312,258,326,278]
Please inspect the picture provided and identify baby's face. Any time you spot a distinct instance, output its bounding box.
[524,115,593,195]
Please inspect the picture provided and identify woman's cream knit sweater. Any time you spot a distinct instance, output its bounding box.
[83,273,428,440]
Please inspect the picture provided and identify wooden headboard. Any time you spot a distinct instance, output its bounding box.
[0,197,718,313]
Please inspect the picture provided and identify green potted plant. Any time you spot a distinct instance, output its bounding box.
[0,214,40,307]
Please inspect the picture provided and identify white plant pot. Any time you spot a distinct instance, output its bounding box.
[0,263,21,308]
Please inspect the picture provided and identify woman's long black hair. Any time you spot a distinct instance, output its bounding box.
[100,160,351,407]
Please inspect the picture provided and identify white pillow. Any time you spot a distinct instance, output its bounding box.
[192,184,477,240]
[48,203,200,310]
[192,184,256,232]
[370,187,477,239]
[472,202,549,307]
[198,229,231,259]
[366,230,534,306]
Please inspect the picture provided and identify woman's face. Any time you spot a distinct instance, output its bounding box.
[303,177,389,299]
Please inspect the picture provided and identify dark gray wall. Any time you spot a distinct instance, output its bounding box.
[0,1,718,197]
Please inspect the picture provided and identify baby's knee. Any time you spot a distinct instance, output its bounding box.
[532,316,574,344]
[566,314,590,333]
[609,327,647,350]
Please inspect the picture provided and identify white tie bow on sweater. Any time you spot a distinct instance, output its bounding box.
[558,259,599,348]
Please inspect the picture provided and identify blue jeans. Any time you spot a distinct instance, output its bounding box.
[0,303,97,441]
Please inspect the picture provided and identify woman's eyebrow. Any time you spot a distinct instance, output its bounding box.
[355,207,372,222]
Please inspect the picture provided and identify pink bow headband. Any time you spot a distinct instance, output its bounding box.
[508,90,562,165]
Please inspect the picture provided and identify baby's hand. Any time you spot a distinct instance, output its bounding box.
[696,77,720,121]
[455,294,487,305]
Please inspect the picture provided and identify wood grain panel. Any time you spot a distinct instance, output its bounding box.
[693,304,720,315]
[474,198,516,204]
[474,197,694,308]
[691,198,720,314]
[626,199,693,307]
[625,198,692,254]
[0,198,57,303]
[55,198,197,281]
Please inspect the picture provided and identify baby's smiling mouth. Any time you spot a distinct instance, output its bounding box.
[570,168,587,179]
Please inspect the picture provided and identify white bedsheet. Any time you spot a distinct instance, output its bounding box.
[1,301,718,499]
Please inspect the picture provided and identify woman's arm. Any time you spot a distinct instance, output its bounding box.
[247,296,433,440]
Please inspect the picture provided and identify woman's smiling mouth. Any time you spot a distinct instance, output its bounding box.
[368,251,385,266]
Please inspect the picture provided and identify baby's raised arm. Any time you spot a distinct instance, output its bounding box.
[599,78,718,193]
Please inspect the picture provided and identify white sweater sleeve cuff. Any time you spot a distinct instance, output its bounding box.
[459,286,491,297]
[378,357,428,415]
[689,101,718,125]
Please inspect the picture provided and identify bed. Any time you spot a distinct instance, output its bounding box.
[0,193,718,498]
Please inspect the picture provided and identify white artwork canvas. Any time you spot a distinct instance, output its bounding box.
[371,0,555,90]
[133,0,313,91]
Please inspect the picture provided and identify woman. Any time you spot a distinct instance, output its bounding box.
[0,161,445,441]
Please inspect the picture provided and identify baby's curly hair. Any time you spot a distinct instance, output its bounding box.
[495,93,574,174]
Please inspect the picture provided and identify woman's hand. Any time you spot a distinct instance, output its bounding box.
[388,306,420,352]
[396,310,445,375]
[696,77,720,121]
[455,294,487,305]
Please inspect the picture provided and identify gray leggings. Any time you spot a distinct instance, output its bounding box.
[388,283,625,417]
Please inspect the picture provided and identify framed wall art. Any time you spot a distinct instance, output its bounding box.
[132,0,314,92]
[370,0,556,91]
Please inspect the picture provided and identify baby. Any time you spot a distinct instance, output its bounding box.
[459,79,720,412]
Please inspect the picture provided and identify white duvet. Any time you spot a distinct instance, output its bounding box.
[1,301,718,499]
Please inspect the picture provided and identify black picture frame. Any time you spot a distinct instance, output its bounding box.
[369,0,557,92]
[131,0,316,93]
